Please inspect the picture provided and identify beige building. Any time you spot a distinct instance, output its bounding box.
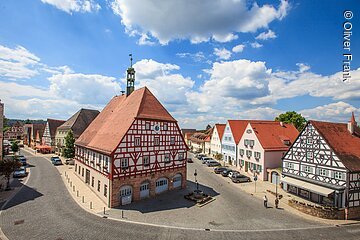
[55,108,99,155]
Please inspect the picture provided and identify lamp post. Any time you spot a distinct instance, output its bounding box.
[253,172,258,193]
[194,169,199,191]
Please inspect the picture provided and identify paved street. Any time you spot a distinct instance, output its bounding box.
[1,151,360,240]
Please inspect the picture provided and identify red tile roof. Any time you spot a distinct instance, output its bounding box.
[228,120,275,144]
[214,124,226,140]
[47,119,66,137]
[311,120,360,172]
[76,87,176,154]
[250,122,299,150]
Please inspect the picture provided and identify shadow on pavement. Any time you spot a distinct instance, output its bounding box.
[116,180,219,213]
[1,179,43,210]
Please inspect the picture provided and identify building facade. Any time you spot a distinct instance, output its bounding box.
[55,108,99,155]
[210,124,225,157]
[74,66,187,207]
[237,122,298,181]
[0,100,3,161]
[4,121,24,141]
[42,119,65,152]
[282,114,360,219]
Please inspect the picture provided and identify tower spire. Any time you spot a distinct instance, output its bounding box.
[126,53,135,96]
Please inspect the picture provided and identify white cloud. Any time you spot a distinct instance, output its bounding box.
[48,73,120,104]
[232,44,245,53]
[0,45,41,79]
[251,42,263,48]
[296,63,310,73]
[133,59,194,108]
[110,0,290,44]
[300,102,360,123]
[176,52,206,62]
[40,0,101,13]
[214,48,232,60]
[256,30,277,40]
[186,59,271,113]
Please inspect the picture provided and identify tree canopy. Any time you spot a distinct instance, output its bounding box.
[0,158,21,190]
[63,131,75,159]
[275,111,307,131]
[11,141,19,154]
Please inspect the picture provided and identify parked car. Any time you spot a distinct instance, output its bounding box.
[186,158,193,163]
[13,166,27,178]
[214,167,228,174]
[65,158,75,165]
[206,160,221,167]
[231,173,251,183]
[201,157,213,164]
[221,169,233,177]
[228,171,240,178]
[196,154,206,159]
[51,156,62,165]
[17,155,27,166]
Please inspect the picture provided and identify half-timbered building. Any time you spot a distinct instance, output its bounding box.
[282,114,360,219]
[42,119,65,153]
[74,65,187,207]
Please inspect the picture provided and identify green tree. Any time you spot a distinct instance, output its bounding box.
[0,158,21,190]
[25,119,31,124]
[214,153,223,161]
[275,111,307,131]
[11,141,19,154]
[63,131,75,159]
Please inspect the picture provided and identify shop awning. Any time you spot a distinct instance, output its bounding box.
[281,176,334,196]
[35,145,52,150]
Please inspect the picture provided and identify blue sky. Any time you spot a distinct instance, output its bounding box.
[0,0,359,129]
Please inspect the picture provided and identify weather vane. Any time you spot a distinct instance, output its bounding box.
[129,53,133,67]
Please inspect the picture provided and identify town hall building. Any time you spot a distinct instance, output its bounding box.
[74,62,188,207]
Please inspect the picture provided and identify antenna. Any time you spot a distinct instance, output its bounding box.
[129,53,133,67]
[120,90,125,95]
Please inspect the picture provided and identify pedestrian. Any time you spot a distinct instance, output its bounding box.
[275,198,279,209]
[263,195,268,208]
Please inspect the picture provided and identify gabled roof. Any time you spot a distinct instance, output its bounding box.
[76,87,177,154]
[32,123,46,139]
[47,119,66,138]
[310,120,360,172]
[214,124,226,140]
[58,109,100,138]
[228,120,275,144]
[190,127,213,143]
[250,122,299,150]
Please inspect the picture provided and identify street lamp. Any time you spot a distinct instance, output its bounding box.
[194,169,199,191]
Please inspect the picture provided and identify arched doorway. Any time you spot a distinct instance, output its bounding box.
[155,177,168,194]
[140,181,150,199]
[119,185,132,205]
[173,174,182,188]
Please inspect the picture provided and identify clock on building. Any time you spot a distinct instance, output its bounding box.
[153,123,160,133]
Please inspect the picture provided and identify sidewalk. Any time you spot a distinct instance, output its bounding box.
[220,161,358,225]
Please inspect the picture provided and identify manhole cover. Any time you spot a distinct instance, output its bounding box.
[14,219,25,225]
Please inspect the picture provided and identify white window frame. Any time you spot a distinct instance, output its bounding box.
[307,138,313,144]
[121,158,128,169]
[170,137,175,145]
[334,171,343,180]
[178,153,184,161]
[143,156,150,166]
[303,165,311,173]
[134,137,141,147]
[319,168,328,177]
[307,151,313,160]
[145,122,151,130]
[154,137,160,146]
[164,153,170,163]
[163,123,168,131]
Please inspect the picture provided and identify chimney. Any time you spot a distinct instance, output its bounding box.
[347,112,357,135]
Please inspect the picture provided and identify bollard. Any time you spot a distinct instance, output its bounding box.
[73,186,75,191]
[77,190,79,197]
[82,196,84,203]
[90,202,92,209]
[70,181,72,187]
[122,210,124,219]
[103,207,106,215]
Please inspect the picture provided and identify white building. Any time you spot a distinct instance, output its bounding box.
[210,124,226,157]
[237,121,298,181]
